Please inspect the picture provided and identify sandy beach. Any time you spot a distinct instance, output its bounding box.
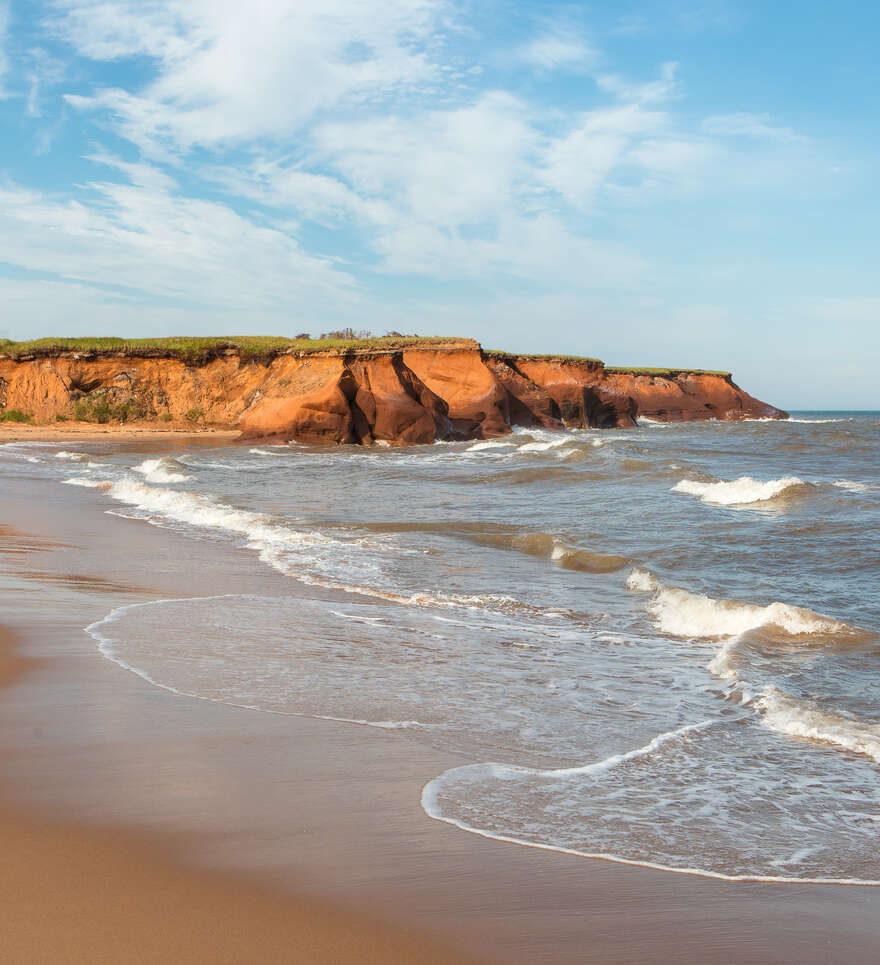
[1,435,878,964]
[0,590,481,965]
[0,423,242,443]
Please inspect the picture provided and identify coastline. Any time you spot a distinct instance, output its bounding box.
[0,424,241,443]
[0,620,481,964]
[1,448,878,963]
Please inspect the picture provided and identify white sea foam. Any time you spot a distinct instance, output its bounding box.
[518,436,575,453]
[68,473,562,621]
[421,720,880,885]
[63,476,108,489]
[466,439,518,452]
[833,479,870,493]
[637,417,670,427]
[134,457,192,484]
[624,568,660,593]
[85,596,425,733]
[753,687,880,764]
[627,568,879,765]
[55,451,89,462]
[786,417,850,424]
[672,475,805,506]
[626,568,851,639]
[101,477,327,548]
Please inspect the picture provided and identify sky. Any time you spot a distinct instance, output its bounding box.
[0,1,878,408]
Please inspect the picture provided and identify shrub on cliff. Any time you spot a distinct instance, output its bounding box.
[73,397,147,424]
[318,328,372,340]
[0,408,33,423]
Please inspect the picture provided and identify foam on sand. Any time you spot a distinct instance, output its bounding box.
[66,473,570,622]
[672,475,806,506]
[421,720,880,885]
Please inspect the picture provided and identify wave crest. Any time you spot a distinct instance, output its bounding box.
[672,475,806,506]
[753,686,880,764]
[134,457,192,484]
[626,569,854,639]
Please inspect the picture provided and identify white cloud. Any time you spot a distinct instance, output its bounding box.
[315,91,535,228]
[0,169,358,314]
[595,61,678,104]
[55,0,447,153]
[517,21,596,72]
[0,0,833,362]
[540,103,668,209]
[25,46,67,117]
[205,161,393,228]
[702,112,804,142]
[626,137,719,178]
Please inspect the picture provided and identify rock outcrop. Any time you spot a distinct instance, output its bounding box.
[0,339,787,443]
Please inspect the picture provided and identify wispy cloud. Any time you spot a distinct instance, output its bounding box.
[595,61,679,105]
[56,0,448,154]
[702,112,804,142]
[517,18,597,72]
[0,168,358,314]
[25,46,66,117]
[0,0,841,373]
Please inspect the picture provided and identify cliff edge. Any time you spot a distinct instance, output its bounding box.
[0,337,787,444]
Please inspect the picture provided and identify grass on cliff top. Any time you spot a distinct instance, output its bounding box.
[484,350,603,364]
[606,366,731,377]
[0,335,466,364]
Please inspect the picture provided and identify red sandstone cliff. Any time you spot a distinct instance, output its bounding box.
[0,340,787,444]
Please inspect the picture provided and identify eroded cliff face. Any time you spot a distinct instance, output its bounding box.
[0,341,787,444]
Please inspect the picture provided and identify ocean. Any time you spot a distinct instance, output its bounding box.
[2,413,878,885]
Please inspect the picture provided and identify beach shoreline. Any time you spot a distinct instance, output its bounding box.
[1,424,242,444]
[1,445,878,964]
[0,614,484,964]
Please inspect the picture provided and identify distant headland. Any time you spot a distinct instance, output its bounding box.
[0,334,787,443]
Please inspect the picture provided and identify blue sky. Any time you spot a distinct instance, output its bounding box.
[0,1,877,408]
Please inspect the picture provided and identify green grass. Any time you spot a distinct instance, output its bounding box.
[72,398,148,424]
[0,409,34,423]
[605,366,731,377]
[0,335,468,364]
[484,350,603,364]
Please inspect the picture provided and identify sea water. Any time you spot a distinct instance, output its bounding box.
[2,413,878,883]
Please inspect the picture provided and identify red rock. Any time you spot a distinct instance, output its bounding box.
[602,370,786,422]
[0,343,787,444]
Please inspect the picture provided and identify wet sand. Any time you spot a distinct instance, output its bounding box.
[0,633,482,964]
[0,423,241,443]
[1,448,878,964]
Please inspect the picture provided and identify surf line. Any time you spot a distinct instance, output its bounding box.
[420,720,880,887]
[85,594,424,732]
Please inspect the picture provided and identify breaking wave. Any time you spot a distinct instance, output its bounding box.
[624,568,853,639]
[134,457,192,484]
[627,568,880,764]
[63,473,575,623]
[672,475,807,506]
[752,687,880,764]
